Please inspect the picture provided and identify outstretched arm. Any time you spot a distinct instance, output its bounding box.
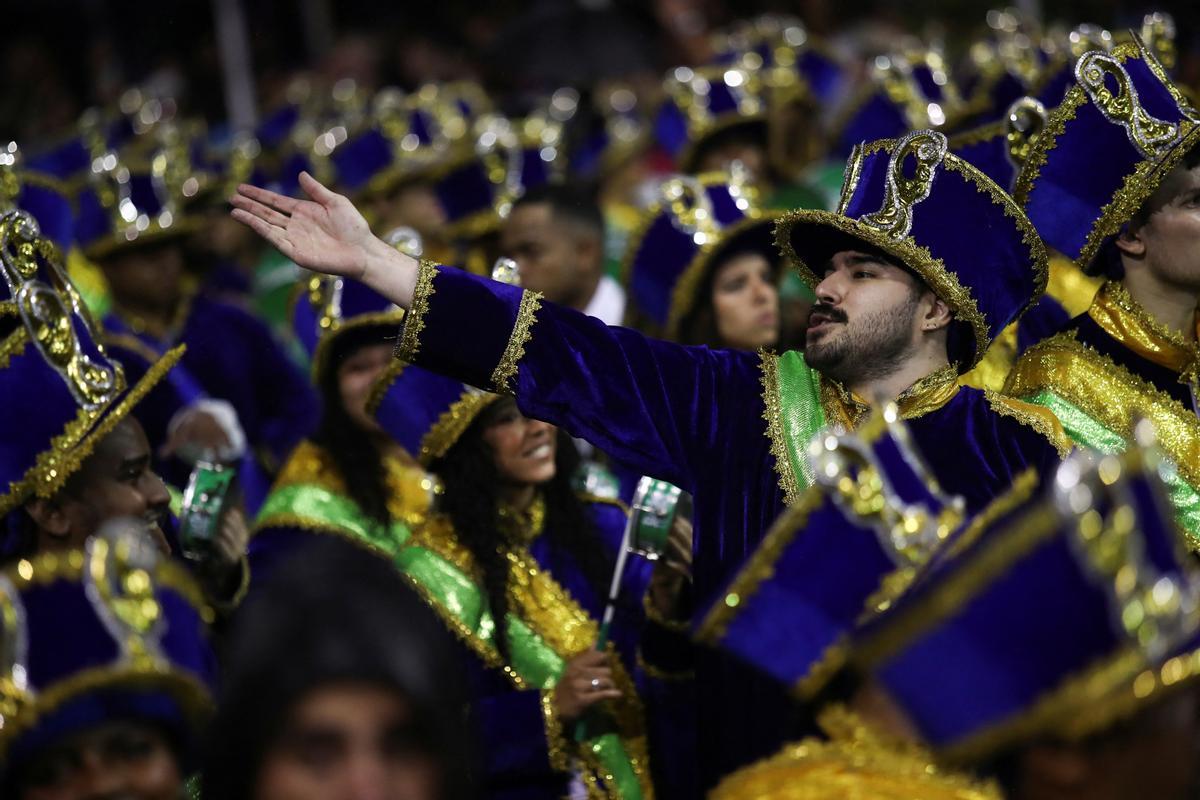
[230,172,420,305]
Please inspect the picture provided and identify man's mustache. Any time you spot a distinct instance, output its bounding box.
[808,303,848,325]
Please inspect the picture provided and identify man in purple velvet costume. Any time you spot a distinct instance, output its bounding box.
[230,130,1070,788]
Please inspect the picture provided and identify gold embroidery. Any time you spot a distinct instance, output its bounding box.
[759,350,803,506]
[409,515,654,798]
[420,388,501,465]
[1075,48,1188,159]
[835,143,865,215]
[818,365,962,430]
[2,345,185,517]
[984,390,1074,456]
[393,259,439,362]
[859,130,948,240]
[498,494,547,546]
[1006,97,1049,169]
[1004,331,1200,492]
[540,689,572,772]
[710,705,1001,800]
[1015,42,1200,272]
[265,439,434,527]
[490,289,542,393]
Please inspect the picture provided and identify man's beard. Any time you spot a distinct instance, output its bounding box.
[805,293,921,386]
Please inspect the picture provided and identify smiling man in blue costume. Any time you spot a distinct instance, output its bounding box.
[0,521,217,800]
[1004,38,1200,544]
[74,144,319,513]
[229,124,1069,784]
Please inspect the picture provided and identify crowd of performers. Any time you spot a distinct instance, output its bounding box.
[1,8,1199,799]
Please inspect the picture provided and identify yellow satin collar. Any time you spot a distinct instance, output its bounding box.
[1089,281,1200,384]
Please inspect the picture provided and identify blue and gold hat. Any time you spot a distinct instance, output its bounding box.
[776,129,1048,371]
[655,64,768,174]
[948,96,1048,193]
[1026,24,1114,109]
[73,145,203,261]
[366,361,499,467]
[329,88,460,199]
[853,437,1200,763]
[0,524,215,779]
[0,151,75,254]
[957,13,1044,128]
[291,265,407,385]
[0,209,184,517]
[622,169,781,340]
[1015,37,1200,273]
[697,407,965,698]
[830,49,963,160]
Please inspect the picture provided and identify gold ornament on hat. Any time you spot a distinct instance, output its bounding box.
[859,130,948,241]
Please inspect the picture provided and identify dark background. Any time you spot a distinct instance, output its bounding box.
[2,0,1196,143]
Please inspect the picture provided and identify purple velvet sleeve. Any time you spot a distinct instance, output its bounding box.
[398,264,765,494]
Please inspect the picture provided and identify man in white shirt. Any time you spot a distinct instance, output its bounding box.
[499,184,626,325]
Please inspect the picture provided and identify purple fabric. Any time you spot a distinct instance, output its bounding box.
[399,264,1063,785]
[105,294,319,476]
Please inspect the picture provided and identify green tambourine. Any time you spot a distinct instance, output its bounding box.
[628,476,686,560]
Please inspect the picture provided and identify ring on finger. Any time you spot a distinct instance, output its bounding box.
[590,677,602,690]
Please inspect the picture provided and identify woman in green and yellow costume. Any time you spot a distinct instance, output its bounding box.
[367,356,692,800]
[249,270,434,579]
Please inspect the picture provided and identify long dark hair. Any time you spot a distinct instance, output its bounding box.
[432,398,610,659]
[309,327,394,530]
[203,538,477,800]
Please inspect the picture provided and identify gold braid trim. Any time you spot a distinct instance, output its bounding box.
[1012,43,1200,272]
[490,289,543,393]
[393,259,439,362]
[364,357,405,417]
[938,648,1156,765]
[1089,281,1200,376]
[1004,331,1200,492]
[853,502,1062,670]
[540,689,572,772]
[758,350,804,506]
[984,390,1074,457]
[1012,85,1086,206]
[696,489,825,644]
[0,324,29,369]
[1,345,185,517]
[1075,124,1200,271]
[406,517,654,796]
[946,117,1006,149]
[710,705,1001,800]
[419,391,502,465]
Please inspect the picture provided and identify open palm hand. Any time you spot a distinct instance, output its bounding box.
[230,172,380,279]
